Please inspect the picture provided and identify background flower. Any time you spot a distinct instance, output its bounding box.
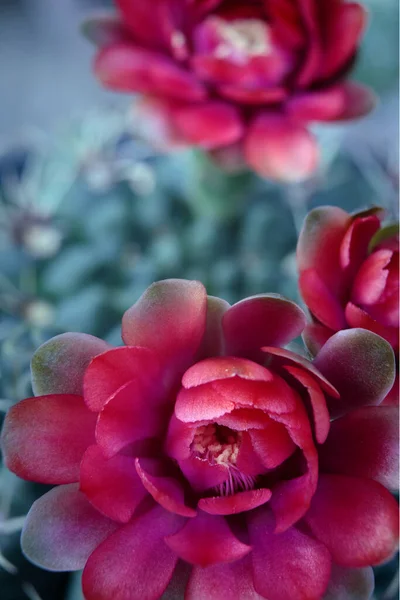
[1,279,398,600]
[87,0,375,182]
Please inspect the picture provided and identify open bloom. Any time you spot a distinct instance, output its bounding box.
[1,280,398,600]
[87,0,374,182]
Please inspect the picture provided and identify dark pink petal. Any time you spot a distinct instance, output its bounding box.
[122,279,207,381]
[302,323,334,357]
[236,431,269,477]
[283,365,330,443]
[79,446,148,523]
[1,394,96,484]
[165,511,251,566]
[31,332,109,396]
[334,82,377,121]
[198,489,272,515]
[262,346,340,399]
[82,504,185,600]
[319,3,367,80]
[265,0,305,50]
[299,269,347,331]
[297,205,351,295]
[249,422,296,469]
[382,375,399,406]
[222,294,306,362]
[244,115,319,182]
[304,474,399,567]
[216,408,274,431]
[135,458,196,517]
[339,214,382,282]
[197,295,230,359]
[270,471,316,533]
[82,13,129,46]
[170,102,244,149]
[175,382,235,422]
[313,329,396,417]
[94,44,207,101]
[95,379,166,457]
[178,455,229,492]
[219,85,287,105]
[319,406,399,491]
[345,302,399,350]
[352,249,392,305]
[165,413,195,461]
[287,86,348,122]
[21,484,118,571]
[324,564,374,600]
[248,507,332,600]
[84,346,160,412]
[182,357,273,389]
[186,557,264,600]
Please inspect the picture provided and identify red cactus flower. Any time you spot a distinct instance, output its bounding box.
[85,0,375,182]
[1,280,398,600]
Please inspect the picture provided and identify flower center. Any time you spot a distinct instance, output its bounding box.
[214,18,271,60]
[191,424,242,467]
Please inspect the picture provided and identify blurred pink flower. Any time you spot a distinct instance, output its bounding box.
[86,0,375,181]
[2,279,398,599]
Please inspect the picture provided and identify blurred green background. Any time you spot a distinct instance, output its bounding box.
[0,0,398,598]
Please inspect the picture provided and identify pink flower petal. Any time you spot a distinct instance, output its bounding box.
[345,302,399,350]
[94,43,207,101]
[248,507,332,600]
[79,446,148,523]
[261,346,340,399]
[334,82,377,121]
[222,294,306,363]
[122,279,207,381]
[186,557,264,600]
[1,394,96,484]
[297,205,352,296]
[216,408,275,431]
[295,0,321,87]
[249,421,296,469]
[165,512,251,566]
[182,357,273,389]
[219,85,287,105]
[196,295,230,359]
[31,332,109,396]
[313,329,396,417]
[84,346,161,412]
[244,115,319,182]
[175,381,236,423]
[299,269,347,331]
[178,455,229,492]
[82,504,185,600]
[283,364,330,443]
[319,3,367,80]
[165,413,195,461]
[304,474,399,567]
[170,102,244,149]
[351,249,393,306]
[339,214,382,281]
[95,378,167,457]
[302,323,334,357]
[21,484,118,571]
[319,406,399,491]
[135,458,197,517]
[198,489,272,515]
[324,564,374,600]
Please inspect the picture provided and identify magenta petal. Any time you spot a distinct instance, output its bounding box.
[248,507,331,600]
[351,249,392,306]
[186,557,263,600]
[31,333,109,396]
[299,269,347,331]
[199,489,272,515]
[283,365,330,443]
[80,446,148,523]
[165,511,251,566]
[249,422,296,469]
[21,484,118,571]
[304,474,399,567]
[222,294,307,363]
[319,406,399,491]
[324,564,374,600]
[135,458,196,517]
[313,329,396,417]
[122,279,207,381]
[178,455,229,492]
[197,295,230,359]
[302,323,334,357]
[345,302,399,350]
[84,346,161,412]
[339,214,382,281]
[95,379,166,457]
[335,82,377,120]
[94,44,207,101]
[1,394,96,484]
[244,115,319,182]
[82,505,185,600]
[182,357,273,389]
[287,86,348,122]
[175,382,235,423]
[170,102,244,149]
